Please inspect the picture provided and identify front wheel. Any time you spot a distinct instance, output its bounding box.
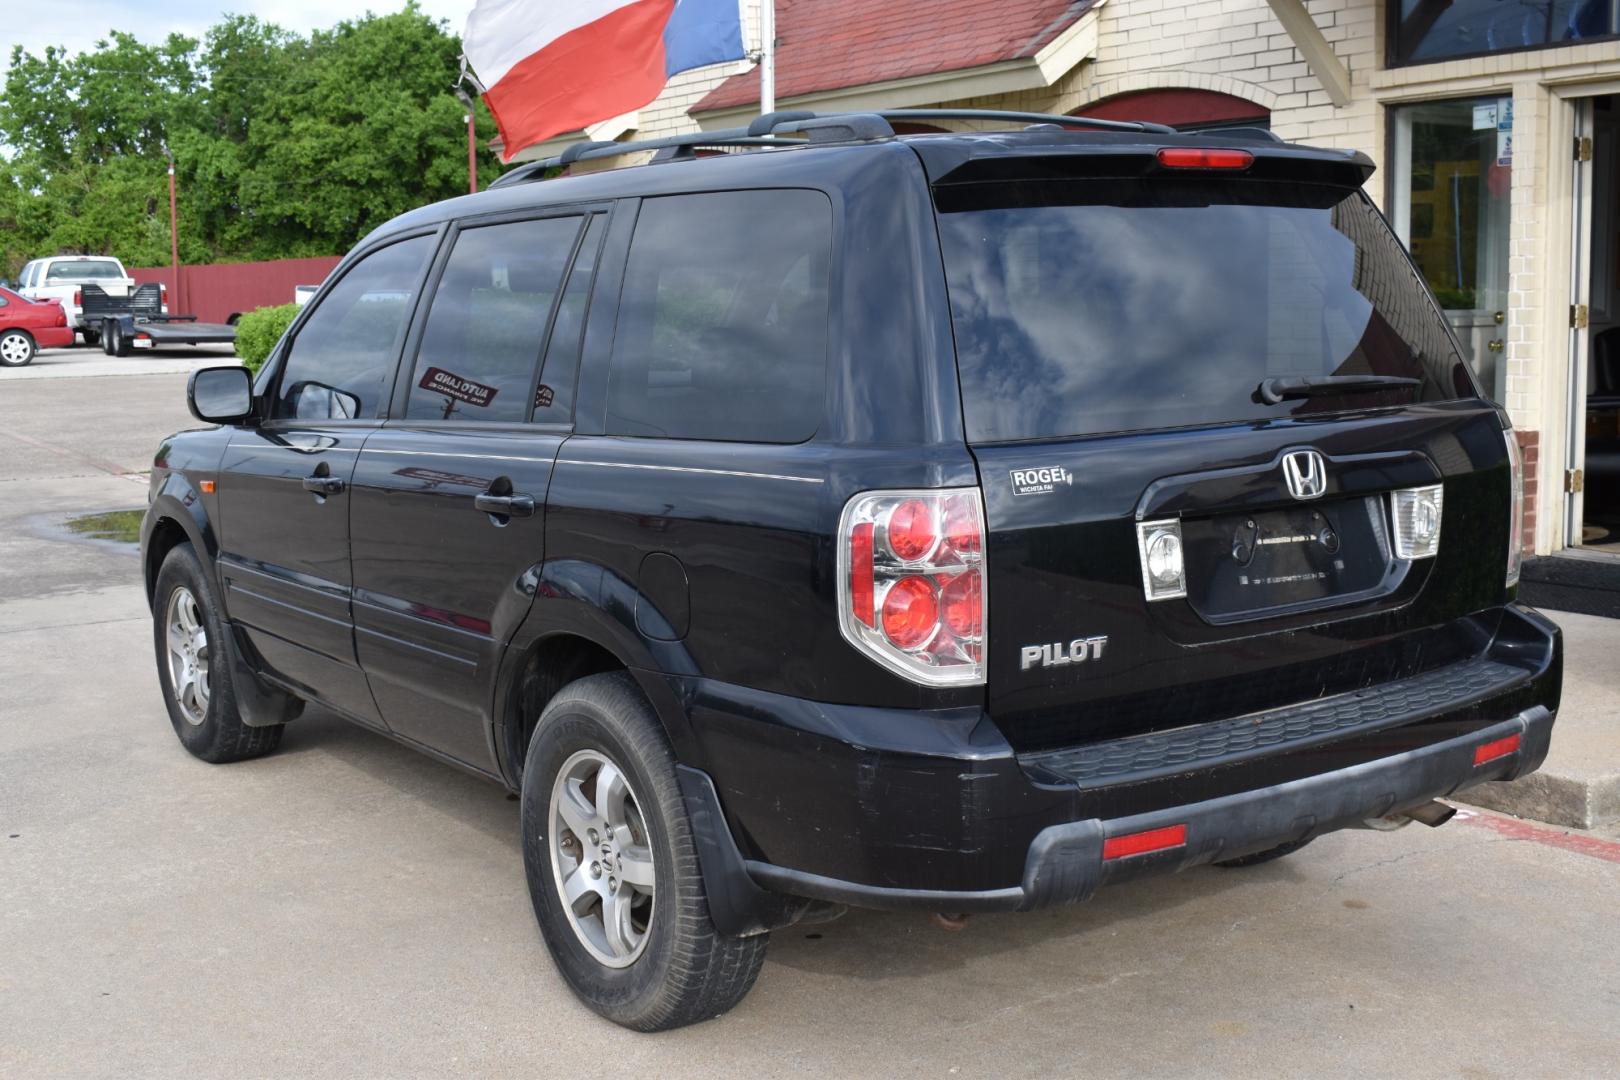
[521,672,767,1031]
[0,329,35,367]
[152,543,284,762]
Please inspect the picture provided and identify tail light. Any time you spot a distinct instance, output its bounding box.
[73,288,82,307]
[1504,430,1525,587]
[160,282,169,313]
[838,488,986,686]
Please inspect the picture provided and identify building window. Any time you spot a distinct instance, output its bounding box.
[1388,98,1513,403]
[1390,0,1620,67]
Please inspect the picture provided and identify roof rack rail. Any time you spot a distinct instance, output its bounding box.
[487,107,1180,189]
[488,126,806,189]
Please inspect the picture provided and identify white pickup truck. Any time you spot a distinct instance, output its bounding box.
[16,256,158,346]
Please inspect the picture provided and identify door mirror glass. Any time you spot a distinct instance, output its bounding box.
[188,366,254,423]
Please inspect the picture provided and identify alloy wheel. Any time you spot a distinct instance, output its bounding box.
[164,586,211,725]
[548,748,657,967]
[0,332,31,365]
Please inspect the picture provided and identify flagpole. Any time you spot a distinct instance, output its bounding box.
[759,0,775,115]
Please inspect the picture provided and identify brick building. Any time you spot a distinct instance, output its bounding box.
[513,0,1620,573]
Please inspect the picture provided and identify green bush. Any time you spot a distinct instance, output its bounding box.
[234,303,301,373]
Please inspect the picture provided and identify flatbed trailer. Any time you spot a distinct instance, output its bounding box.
[81,284,237,357]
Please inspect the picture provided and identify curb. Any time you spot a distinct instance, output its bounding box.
[1456,769,1620,830]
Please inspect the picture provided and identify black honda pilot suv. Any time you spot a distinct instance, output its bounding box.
[143,110,1561,1031]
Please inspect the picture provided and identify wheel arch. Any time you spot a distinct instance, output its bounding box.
[493,560,702,789]
[141,479,219,610]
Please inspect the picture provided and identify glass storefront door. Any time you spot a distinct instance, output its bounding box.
[1391,97,1514,402]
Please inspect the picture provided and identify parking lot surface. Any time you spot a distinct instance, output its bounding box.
[2,370,1618,1078]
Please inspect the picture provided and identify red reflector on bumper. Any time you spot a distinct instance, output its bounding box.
[1474,733,1522,766]
[1102,824,1187,860]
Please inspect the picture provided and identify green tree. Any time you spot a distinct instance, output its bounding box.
[0,2,499,276]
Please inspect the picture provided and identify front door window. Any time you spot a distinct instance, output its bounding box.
[1391,97,1514,403]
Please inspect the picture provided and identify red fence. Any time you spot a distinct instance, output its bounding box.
[130,256,342,325]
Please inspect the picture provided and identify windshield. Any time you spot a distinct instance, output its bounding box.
[46,260,124,281]
[935,179,1477,443]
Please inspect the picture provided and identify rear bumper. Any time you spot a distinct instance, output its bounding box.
[33,326,74,349]
[677,605,1561,928]
[738,704,1551,915]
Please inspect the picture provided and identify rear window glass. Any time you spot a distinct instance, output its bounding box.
[46,260,123,281]
[605,189,832,443]
[936,180,1475,442]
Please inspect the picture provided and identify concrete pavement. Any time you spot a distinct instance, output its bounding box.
[2,371,1618,1077]
[1,341,238,380]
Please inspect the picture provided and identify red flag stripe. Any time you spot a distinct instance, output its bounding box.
[484,0,676,162]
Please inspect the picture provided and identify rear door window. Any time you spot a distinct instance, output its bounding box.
[404,215,583,422]
[604,189,832,443]
[273,234,434,421]
[935,179,1475,442]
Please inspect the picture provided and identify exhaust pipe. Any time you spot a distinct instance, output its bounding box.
[1363,799,1457,831]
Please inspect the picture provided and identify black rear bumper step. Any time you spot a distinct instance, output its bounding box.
[1019,654,1532,789]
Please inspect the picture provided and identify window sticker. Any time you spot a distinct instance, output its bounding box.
[419,366,497,417]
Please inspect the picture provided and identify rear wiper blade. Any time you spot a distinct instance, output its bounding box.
[1257,375,1421,405]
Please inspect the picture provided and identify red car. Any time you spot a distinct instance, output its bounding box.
[0,286,73,366]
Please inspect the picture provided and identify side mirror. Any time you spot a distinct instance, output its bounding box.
[188,365,254,424]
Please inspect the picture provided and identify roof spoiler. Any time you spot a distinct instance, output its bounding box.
[488,108,1180,189]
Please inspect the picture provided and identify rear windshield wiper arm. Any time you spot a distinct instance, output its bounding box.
[1257,375,1421,405]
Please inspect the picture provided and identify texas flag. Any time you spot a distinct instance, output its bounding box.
[464,0,747,162]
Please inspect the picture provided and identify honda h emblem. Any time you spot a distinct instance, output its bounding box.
[1282,450,1327,501]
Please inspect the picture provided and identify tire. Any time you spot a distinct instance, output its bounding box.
[109,322,131,357]
[82,328,101,348]
[1214,837,1314,868]
[101,326,116,355]
[0,329,35,367]
[152,543,284,763]
[521,672,768,1031]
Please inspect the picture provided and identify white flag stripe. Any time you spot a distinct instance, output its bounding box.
[463,0,643,87]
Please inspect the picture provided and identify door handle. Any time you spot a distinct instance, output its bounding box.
[302,475,346,496]
[474,493,536,517]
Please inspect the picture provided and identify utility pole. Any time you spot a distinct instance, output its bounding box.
[164,147,180,314]
[760,1,775,115]
[455,61,480,195]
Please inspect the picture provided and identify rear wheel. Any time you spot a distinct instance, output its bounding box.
[1214,837,1314,868]
[0,329,35,367]
[81,328,101,348]
[152,543,284,763]
[109,322,131,357]
[521,672,767,1031]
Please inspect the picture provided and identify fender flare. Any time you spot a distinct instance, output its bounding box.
[491,558,703,785]
[141,478,300,729]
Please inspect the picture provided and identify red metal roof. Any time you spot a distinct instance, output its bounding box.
[693,0,1099,115]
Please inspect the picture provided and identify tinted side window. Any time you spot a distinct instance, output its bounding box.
[274,235,433,421]
[532,214,604,424]
[605,190,832,443]
[405,215,582,422]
